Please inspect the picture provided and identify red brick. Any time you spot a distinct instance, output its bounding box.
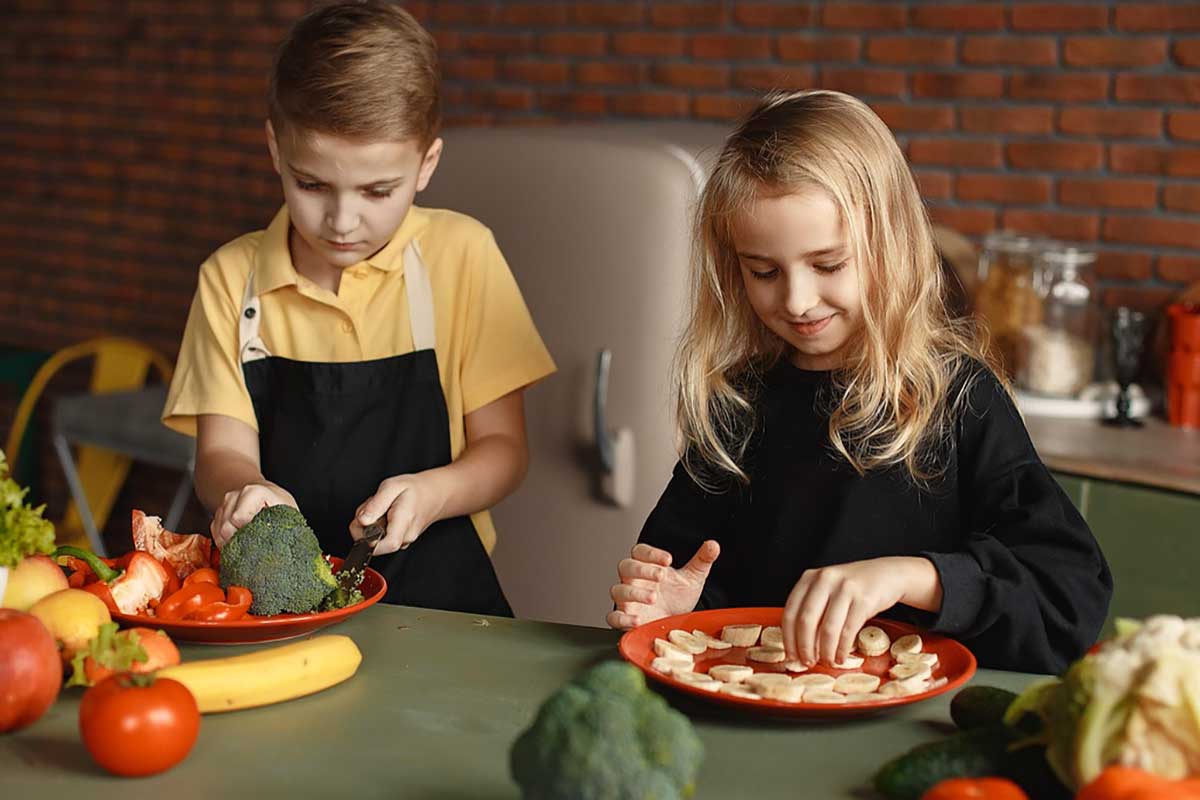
[653,63,730,90]
[1115,74,1200,103]
[1095,251,1154,281]
[433,31,460,53]
[1002,209,1101,241]
[1007,141,1104,171]
[1011,3,1110,30]
[866,36,957,65]
[1058,178,1160,209]
[432,2,498,24]
[960,106,1055,135]
[912,3,1005,30]
[822,3,907,29]
[733,3,814,28]
[1059,108,1163,138]
[777,35,861,62]
[1158,255,1200,283]
[1010,73,1110,102]
[460,32,534,55]
[575,62,645,86]
[649,2,724,27]
[1105,215,1200,248]
[497,3,571,26]
[1064,36,1168,67]
[693,94,756,121]
[571,2,646,26]
[962,36,1058,66]
[909,139,1004,168]
[464,88,535,112]
[1101,286,1177,312]
[1116,4,1200,31]
[612,32,685,57]
[820,67,907,97]
[540,32,608,57]
[540,92,609,116]
[502,60,570,85]
[928,206,998,237]
[1175,39,1200,67]
[443,57,497,82]
[1163,183,1200,213]
[956,174,1052,205]
[611,92,689,117]
[871,103,956,133]
[912,72,1006,99]
[1168,112,1200,142]
[691,33,772,60]
[1109,144,1200,176]
[733,66,815,91]
[914,170,953,199]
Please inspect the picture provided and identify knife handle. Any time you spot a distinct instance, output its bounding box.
[362,521,387,543]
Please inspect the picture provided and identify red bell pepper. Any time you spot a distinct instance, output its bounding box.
[155,583,225,622]
[81,580,119,614]
[182,568,219,587]
[54,546,171,616]
[187,586,252,622]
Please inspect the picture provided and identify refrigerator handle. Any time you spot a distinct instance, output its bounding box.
[594,349,635,507]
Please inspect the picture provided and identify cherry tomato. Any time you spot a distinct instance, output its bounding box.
[78,673,199,777]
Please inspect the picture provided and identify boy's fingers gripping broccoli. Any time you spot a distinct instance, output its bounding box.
[218,505,338,615]
[510,661,704,800]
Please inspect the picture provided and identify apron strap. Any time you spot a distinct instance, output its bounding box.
[239,270,271,364]
[403,241,436,352]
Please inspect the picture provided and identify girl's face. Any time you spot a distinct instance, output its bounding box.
[732,187,863,371]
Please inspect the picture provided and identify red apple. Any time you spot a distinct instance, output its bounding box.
[0,609,62,732]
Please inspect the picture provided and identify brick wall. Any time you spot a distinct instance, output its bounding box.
[2,0,1199,535]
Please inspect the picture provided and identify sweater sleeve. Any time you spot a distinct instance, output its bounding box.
[921,367,1113,674]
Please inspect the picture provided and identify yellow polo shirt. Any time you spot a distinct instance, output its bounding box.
[163,205,556,552]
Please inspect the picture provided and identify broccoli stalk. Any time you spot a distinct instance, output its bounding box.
[218,505,338,615]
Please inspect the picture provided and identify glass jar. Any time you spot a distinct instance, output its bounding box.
[974,231,1045,379]
[1018,246,1098,398]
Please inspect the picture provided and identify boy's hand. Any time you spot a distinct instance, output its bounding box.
[606,541,720,630]
[352,473,445,555]
[781,556,941,667]
[211,482,298,549]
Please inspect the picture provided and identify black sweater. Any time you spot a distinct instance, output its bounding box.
[637,360,1112,674]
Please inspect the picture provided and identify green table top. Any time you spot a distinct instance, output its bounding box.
[1,604,1043,798]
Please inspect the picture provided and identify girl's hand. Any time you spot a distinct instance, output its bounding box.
[781,556,942,666]
[211,482,298,548]
[606,541,720,630]
[352,473,446,555]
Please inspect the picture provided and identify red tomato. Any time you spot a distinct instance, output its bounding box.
[78,673,199,777]
[83,627,181,686]
[920,777,1028,800]
[0,609,62,733]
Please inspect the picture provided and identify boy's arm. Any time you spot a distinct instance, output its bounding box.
[196,414,296,546]
[352,390,528,554]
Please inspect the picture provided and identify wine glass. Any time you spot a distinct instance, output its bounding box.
[1103,306,1149,427]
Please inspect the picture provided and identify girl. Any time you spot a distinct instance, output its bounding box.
[607,91,1111,674]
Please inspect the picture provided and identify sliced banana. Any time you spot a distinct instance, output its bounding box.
[653,638,694,663]
[651,657,693,675]
[890,634,923,658]
[760,626,784,649]
[692,629,733,650]
[803,690,847,704]
[833,673,881,694]
[843,692,884,703]
[927,676,948,691]
[782,660,809,673]
[746,646,786,663]
[895,651,938,668]
[719,684,760,699]
[878,679,917,697]
[721,624,762,647]
[791,673,836,691]
[707,664,754,684]
[673,671,721,692]
[759,682,805,703]
[744,673,793,692]
[888,662,932,682]
[667,629,708,655]
[856,625,891,657]
[829,654,865,669]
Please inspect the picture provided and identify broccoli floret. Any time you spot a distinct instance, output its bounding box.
[219,505,338,615]
[510,661,704,800]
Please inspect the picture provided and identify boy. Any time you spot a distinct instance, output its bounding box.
[163,1,554,615]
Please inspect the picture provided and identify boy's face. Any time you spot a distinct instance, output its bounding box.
[732,187,863,371]
[267,122,442,273]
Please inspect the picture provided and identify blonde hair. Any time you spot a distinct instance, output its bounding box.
[679,90,991,488]
[269,0,440,150]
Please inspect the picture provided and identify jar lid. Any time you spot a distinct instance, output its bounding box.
[982,230,1046,254]
[1041,246,1097,268]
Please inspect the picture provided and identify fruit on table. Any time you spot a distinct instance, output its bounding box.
[0,609,61,733]
[920,777,1028,799]
[68,623,181,687]
[79,673,199,777]
[28,588,112,660]
[157,634,362,713]
[0,554,69,611]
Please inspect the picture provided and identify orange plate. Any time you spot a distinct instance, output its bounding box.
[619,607,976,718]
[111,557,387,645]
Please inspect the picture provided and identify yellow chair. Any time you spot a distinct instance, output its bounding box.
[6,337,175,551]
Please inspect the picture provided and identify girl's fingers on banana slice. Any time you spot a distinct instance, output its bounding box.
[803,690,847,704]
[760,683,805,703]
[653,638,694,662]
[832,673,881,694]
[718,684,760,699]
[746,646,785,663]
[744,673,793,692]
[760,626,784,649]
[651,657,693,675]
[721,624,762,647]
[667,629,708,655]
[692,630,732,650]
[843,692,884,703]
[707,664,754,683]
[828,654,865,669]
[889,634,922,658]
[782,660,809,673]
[895,651,938,668]
[791,673,836,691]
[888,662,932,682]
[856,625,891,657]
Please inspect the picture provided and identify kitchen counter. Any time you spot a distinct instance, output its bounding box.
[0,604,1042,799]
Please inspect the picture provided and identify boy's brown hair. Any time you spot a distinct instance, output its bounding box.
[269,0,440,150]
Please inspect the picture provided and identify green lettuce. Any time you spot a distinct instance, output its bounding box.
[0,449,55,568]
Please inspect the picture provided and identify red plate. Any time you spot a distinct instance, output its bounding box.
[619,607,976,718]
[111,557,387,644]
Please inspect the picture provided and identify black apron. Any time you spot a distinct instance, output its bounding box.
[237,239,512,616]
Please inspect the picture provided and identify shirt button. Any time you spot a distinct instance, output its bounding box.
[341,321,354,334]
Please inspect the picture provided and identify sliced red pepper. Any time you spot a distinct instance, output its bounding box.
[182,567,219,587]
[186,586,252,622]
[155,583,225,622]
[82,580,119,615]
[160,559,181,598]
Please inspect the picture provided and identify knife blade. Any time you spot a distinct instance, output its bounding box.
[337,521,386,590]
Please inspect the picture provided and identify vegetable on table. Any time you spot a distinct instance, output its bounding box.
[1076,766,1200,800]
[154,583,225,622]
[28,587,112,661]
[919,777,1028,800]
[53,545,169,617]
[0,449,61,610]
[79,672,200,777]
[67,622,181,687]
[130,509,213,578]
[0,608,61,733]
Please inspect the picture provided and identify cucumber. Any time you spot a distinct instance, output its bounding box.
[873,726,1018,800]
[950,686,1020,731]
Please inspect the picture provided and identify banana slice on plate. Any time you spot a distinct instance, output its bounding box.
[888,662,932,682]
[832,673,881,694]
[829,654,865,669]
[890,634,923,658]
[782,660,809,673]
[718,684,760,699]
[692,629,733,650]
[856,625,891,657]
[746,646,786,663]
[896,651,938,668]
[707,664,754,683]
[844,692,884,703]
[760,626,784,649]
[721,624,762,647]
[673,671,721,692]
[804,690,848,704]
[651,657,693,675]
[791,673,836,691]
[667,629,708,655]
[878,679,918,697]
[759,682,805,703]
[744,673,793,692]
[653,638,694,663]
